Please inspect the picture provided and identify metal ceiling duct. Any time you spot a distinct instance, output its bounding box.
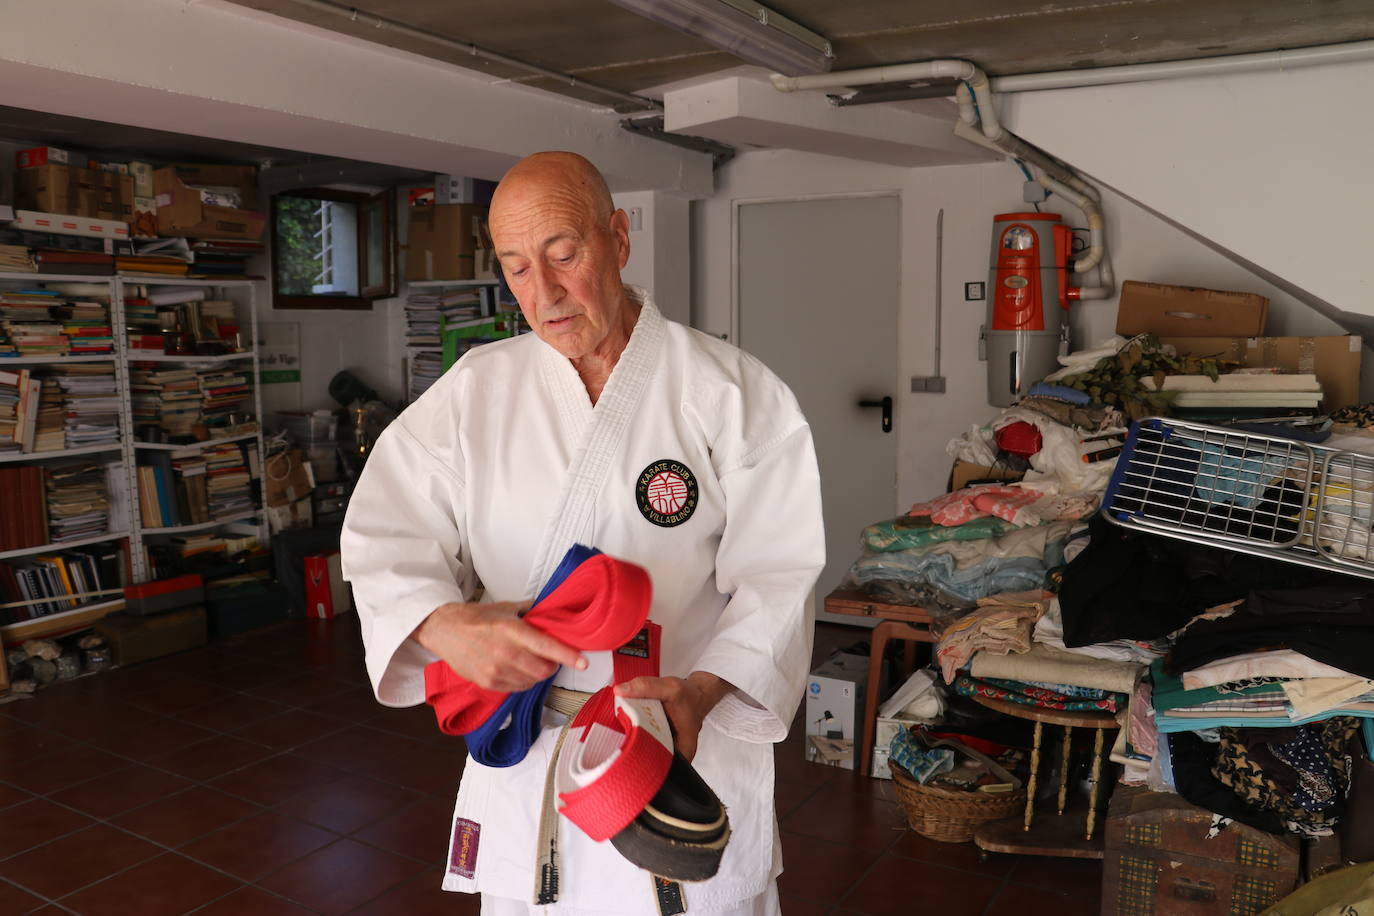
[606,0,833,76]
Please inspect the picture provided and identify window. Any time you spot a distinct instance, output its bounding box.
[271,188,395,309]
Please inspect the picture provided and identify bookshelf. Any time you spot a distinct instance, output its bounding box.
[401,279,506,402]
[0,273,268,638]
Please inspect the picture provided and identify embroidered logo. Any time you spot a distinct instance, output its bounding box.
[448,817,480,880]
[636,459,698,528]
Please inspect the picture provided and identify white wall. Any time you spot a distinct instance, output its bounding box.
[694,148,1357,513]
[613,191,691,325]
[1001,56,1374,321]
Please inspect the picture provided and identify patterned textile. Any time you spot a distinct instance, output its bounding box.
[862,514,1015,552]
[995,678,1114,700]
[934,591,1050,683]
[1210,717,1360,832]
[954,675,1124,713]
[908,484,1098,529]
[888,728,954,784]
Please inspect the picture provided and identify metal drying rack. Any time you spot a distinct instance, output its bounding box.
[1101,418,1374,579]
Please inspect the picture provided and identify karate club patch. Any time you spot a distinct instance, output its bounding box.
[636,459,698,528]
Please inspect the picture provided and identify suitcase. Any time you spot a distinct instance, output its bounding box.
[1102,786,1300,916]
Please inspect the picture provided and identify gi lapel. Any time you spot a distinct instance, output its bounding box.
[524,291,665,599]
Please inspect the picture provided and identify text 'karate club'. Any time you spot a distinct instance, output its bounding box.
[636,459,698,527]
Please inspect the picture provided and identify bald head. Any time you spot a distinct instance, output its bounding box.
[487,151,636,372]
[492,151,614,228]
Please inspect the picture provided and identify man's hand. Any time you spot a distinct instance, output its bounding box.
[613,671,733,762]
[414,601,587,693]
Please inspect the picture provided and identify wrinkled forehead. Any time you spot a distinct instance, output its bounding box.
[489,185,606,254]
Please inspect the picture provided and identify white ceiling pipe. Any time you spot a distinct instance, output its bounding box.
[770,59,976,92]
[992,39,1374,94]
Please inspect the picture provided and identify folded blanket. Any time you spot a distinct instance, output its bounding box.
[935,590,1050,683]
[971,641,1143,695]
[954,675,1124,713]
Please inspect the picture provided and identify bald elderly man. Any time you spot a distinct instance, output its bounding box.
[341,152,824,916]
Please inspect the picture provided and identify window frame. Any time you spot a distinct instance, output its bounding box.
[271,186,395,310]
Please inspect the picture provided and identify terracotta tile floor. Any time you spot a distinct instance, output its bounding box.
[0,619,1102,914]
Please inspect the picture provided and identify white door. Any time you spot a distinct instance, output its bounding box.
[736,196,900,622]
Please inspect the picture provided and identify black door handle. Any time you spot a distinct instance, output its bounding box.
[858,396,893,433]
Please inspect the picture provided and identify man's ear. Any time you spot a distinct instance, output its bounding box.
[609,208,631,270]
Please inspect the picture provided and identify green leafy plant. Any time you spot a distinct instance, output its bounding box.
[1059,335,1234,420]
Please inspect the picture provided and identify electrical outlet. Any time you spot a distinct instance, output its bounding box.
[628,207,643,231]
[911,376,947,393]
[964,281,985,301]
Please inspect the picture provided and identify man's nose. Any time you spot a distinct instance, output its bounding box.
[529,262,564,308]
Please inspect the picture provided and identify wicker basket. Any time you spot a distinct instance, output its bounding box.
[889,760,1027,843]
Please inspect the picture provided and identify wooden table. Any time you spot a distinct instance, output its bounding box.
[968,693,1119,860]
[822,589,938,777]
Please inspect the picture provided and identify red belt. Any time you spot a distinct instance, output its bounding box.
[423,553,653,735]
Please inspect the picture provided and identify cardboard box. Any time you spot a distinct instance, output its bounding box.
[267,496,313,534]
[129,161,155,198]
[123,573,205,617]
[870,714,924,780]
[264,449,315,508]
[207,582,289,638]
[1116,280,1268,338]
[15,147,70,169]
[1161,335,1363,410]
[949,458,1024,491]
[15,163,136,220]
[406,204,483,281]
[304,551,352,619]
[805,651,869,770]
[9,209,130,241]
[96,606,208,666]
[153,165,265,240]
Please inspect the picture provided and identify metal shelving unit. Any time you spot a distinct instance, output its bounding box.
[0,273,269,623]
[401,279,504,402]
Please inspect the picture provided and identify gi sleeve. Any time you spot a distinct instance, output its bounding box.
[340,420,475,707]
[693,424,825,744]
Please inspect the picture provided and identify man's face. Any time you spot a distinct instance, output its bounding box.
[490,186,631,361]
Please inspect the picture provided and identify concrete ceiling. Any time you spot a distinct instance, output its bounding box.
[226,0,1374,107]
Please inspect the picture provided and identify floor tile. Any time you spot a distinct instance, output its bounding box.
[180,811,337,881]
[144,733,274,781]
[300,686,386,723]
[0,780,34,811]
[777,895,831,916]
[775,776,822,820]
[241,673,352,708]
[191,885,320,916]
[888,828,1016,878]
[274,773,419,834]
[3,744,131,796]
[230,708,349,751]
[0,878,46,916]
[112,786,261,847]
[347,867,482,916]
[778,831,886,904]
[380,743,466,797]
[175,693,288,733]
[57,853,240,916]
[350,798,453,863]
[208,752,345,807]
[367,703,452,744]
[0,824,160,900]
[48,764,194,820]
[122,677,232,717]
[781,778,908,853]
[294,726,424,780]
[985,880,1101,916]
[91,715,216,761]
[1007,855,1104,898]
[0,728,73,771]
[259,838,426,916]
[839,854,1001,916]
[0,799,94,860]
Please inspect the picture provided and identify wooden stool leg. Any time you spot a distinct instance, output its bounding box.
[858,623,893,779]
[1057,725,1072,816]
[1085,727,1106,841]
[1024,720,1042,832]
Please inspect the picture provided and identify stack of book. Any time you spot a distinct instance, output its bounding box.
[200,368,252,429]
[62,300,114,355]
[0,369,40,454]
[124,294,164,355]
[0,291,114,358]
[51,365,120,448]
[33,251,113,276]
[45,461,110,543]
[131,367,203,439]
[205,441,255,520]
[0,544,126,625]
[0,243,36,273]
[116,242,191,278]
[408,351,444,401]
[189,240,263,279]
[405,290,483,349]
[136,449,210,529]
[0,465,49,550]
[33,380,65,452]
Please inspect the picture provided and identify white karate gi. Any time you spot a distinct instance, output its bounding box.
[341,288,824,914]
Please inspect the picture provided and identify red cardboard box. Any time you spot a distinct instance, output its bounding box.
[124,573,205,616]
[15,147,71,169]
[304,551,351,620]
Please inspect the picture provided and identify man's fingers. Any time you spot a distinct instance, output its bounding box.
[517,626,587,671]
[614,676,679,701]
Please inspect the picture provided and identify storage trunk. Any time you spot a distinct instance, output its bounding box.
[95,606,208,666]
[1101,786,1300,916]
